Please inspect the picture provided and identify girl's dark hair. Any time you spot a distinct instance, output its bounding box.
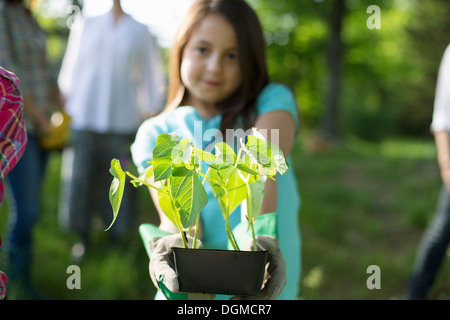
[166,0,269,133]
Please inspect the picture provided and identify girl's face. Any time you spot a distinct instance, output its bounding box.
[181,13,242,116]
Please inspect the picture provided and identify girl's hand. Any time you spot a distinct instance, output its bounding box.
[231,235,287,300]
[148,233,215,300]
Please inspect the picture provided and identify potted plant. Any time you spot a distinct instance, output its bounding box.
[107,128,289,296]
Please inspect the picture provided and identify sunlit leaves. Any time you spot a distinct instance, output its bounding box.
[106,159,126,231]
[171,166,208,228]
[107,128,289,250]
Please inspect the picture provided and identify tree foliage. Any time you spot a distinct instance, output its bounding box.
[251,0,450,141]
[36,0,450,141]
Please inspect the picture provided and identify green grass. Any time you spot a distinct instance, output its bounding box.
[296,134,450,299]
[1,135,449,300]
[0,153,158,300]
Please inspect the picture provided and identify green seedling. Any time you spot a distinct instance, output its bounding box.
[107,128,289,250]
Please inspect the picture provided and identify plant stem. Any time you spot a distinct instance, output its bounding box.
[175,217,188,248]
[173,210,188,248]
[201,167,211,185]
[226,221,239,250]
[198,171,221,186]
[190,167,209,249]
[181,231,188,249]
[225,218,240,250]
[168,177,188,249]
[247,217,257,252]
[192,214,200,249]
[176,219,188,249]
[125,171,165,193]
[222,189,240,250]
[224,148,243,184]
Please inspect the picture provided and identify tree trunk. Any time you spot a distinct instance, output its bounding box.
[320,0,345,142]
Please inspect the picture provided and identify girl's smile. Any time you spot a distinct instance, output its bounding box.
[202,79,220,87]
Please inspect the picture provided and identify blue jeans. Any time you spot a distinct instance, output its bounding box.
[406,184,450,299]
[5,134,49,249]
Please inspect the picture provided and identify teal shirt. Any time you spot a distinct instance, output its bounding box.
[131,83,301,299]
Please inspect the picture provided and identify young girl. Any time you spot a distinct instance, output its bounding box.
[132,0,301,300]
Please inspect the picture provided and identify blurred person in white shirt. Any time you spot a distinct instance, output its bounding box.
[406,44,450,300]
[58,0,166,262]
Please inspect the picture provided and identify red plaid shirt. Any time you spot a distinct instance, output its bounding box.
[0,66,27,300]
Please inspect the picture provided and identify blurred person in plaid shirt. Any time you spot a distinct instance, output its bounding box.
[0,66,28,300]
[0,0,62,298]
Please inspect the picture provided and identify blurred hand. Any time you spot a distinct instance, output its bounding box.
[23,96,52,134]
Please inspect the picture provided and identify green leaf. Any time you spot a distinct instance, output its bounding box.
[208,168,227,215]
[246,176,267,223]
[245,129,289,176]
[153,160,172,182]
[236,154,260,175]
[266,139,289,175]
[157,189,180,228]
[106,159,126,231]
[193,147,215,162]
[209,166,247,218]
[213,142,237,167]
[179,139,193,166]
[152,133,185,181]
[153,132,181,157]
[245,135,273,169]
[207,162,233,171]
[170,167,208,228]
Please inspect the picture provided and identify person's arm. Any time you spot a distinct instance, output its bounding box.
[58,17,84,101]
[138,32,166,120]
[435,130,450,192]
[253,110,297,215]
[22,95,51,134]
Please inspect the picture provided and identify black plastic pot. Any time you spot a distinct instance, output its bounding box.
[172,248,269,296]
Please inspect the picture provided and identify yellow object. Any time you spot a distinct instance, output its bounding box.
[40,110,72,150]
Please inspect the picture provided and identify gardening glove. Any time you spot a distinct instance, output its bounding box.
[148,233,216,300]
[231,235,287,300]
